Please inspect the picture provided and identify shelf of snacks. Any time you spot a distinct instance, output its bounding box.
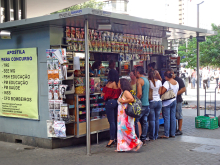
[74,93,109,137]
[65,26,165,55]
[74,77,101,94]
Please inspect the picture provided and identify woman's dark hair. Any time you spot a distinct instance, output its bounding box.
[148,69,156,87]
[109,60,114,66]
[164,69,173,79]
[120,78,132,92]
[92,61,101,71]
[148,62,156,69]
[108,69,119,84]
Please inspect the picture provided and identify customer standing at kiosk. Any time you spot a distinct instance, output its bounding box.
[130,70,142,138]
[130,70,137,93]
[171,69,186,136]
[135,66,150,145]
[148,62,162,81]
[148,70,162,140]
[101,69,121,147]
[160,69,179,138]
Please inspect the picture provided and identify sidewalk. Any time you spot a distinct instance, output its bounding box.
[182,82,220,109]
[0,108,219,165]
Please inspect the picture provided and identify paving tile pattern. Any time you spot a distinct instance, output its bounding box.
[182,116,220,139]
[0,115,220,165]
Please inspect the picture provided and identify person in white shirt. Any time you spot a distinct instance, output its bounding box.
[207,69,211,88]
[199,68,203,88]
[160,69,179,139]
[202,68,209,89]
[148,70,162,140]
[214,68,219,88]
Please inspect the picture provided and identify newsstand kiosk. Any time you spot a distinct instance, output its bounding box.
[0,8,216,150]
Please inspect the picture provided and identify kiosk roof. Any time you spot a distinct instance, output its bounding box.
[0,8,217,39]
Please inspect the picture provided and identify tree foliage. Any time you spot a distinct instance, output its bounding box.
[178,24,220,68]
[51,0,105,14]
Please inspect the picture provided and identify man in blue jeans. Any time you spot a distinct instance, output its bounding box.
[135,66,150,145]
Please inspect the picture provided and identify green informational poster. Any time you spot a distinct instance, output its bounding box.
[0,48,38,119]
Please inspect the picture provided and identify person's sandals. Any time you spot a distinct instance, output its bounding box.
[106,140,116,148]
[159,135,169,139]
[133,142,143,151]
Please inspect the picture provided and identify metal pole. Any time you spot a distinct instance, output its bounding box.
[196,4,200,116]
[13,0,19,20]
[197,1,204,28]
[197,4,199,28]
[0,0,2,23]
[4,0,10,22]
[85,19,91,156]
[21,0,27,19]
[196,32,200,116]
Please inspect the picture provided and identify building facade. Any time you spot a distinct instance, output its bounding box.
[102,0,128,14]
[178,0,189,25]
[0,0,26,23]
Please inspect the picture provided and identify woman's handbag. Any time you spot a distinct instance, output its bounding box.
[149,80,153,101]
[122,91,142,118]
[161,81,176,101]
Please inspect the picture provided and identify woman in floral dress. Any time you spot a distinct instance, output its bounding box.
[117,78,143,152]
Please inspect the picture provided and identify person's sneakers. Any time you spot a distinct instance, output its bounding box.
[175,130,183,136]
[145,137,151,141]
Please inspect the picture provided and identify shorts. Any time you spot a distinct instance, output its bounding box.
[176,102,183,120]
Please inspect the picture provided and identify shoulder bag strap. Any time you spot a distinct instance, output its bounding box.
[136,82,137,94]
[121,92,124,98]
[168,81,171,90]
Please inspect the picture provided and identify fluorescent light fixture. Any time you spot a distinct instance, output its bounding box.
[0,31,11,39]
[74,53,85,59]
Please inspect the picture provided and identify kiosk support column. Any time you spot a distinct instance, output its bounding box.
[21,0,26,19]
[196,32,200,116]
[4,0,10,22]
[13,0,19,20]
[85,19,91,155]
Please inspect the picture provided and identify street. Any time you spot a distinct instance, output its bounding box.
[0,82,220,165]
